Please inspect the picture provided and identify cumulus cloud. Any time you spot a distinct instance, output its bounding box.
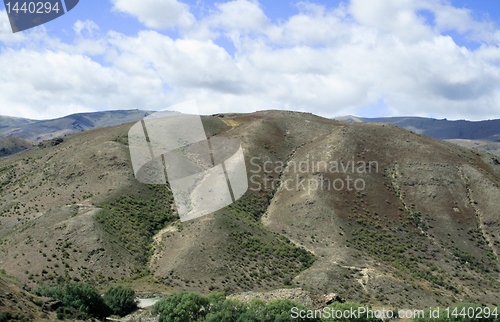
[207,0,271,33]
[1,0,500,120]
[73,20,100,36]
[111,0,195,29]
[0,10,27,43]
[0,48,167,119]
[349,0,434,43]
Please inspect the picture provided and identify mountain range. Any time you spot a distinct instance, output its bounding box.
[1,110,500,313]
[337,115,500,156]
[1,112,500,158]
[0,110,161,142]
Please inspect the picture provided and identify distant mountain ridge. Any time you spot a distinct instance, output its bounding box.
[0,109,166,142]
[337,115,500,155]
[4,111,499,142]
[336,115,500,140]
[2,111,500,157]
[0,115,37,130]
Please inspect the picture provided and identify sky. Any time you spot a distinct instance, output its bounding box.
[1,0,500,120]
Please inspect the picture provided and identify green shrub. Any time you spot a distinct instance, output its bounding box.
[152,292,210,322]
[103,286,138,316]
[0,313,11,322]
[36,282,111,318]
[55,306,87,320]
[151,292,324,322]
[203,298,248,322]
[0,312,29,322]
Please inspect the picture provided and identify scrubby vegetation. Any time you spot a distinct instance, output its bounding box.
[226,230,315,287]
[103,285,138,316]
[35,282,137,319]
[216,191,316,291]
[0,312,30,322]
[151,293,500,322]
[345,186,500,298]
[225,191,270,222]
[151,291,383,322]
[96,185,177,265]
[35,282,111,318]
[0,268,18,282]
[349,225,454,290]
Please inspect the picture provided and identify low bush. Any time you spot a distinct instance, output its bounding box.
[0,313,29,322]
[151,292,382,322]
[103,286,138,316]
[35,282,111,318]
[152,292,210,322]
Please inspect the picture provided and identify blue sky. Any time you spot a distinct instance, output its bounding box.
[1,0,500,120]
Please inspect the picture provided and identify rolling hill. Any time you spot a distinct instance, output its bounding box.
[0,137,34,157]
[0,115,37,130]
[0,111,499,310]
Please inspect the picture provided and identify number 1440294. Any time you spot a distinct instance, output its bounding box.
[444,306,498,319]
[5,2,60,14]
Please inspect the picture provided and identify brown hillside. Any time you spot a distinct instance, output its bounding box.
[0,110,499,309]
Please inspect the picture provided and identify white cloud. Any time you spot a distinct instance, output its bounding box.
[0,48,167,119]
[431,3,474,33]
[1,0,500,120]
[111,0,195,29]
[73,20,100,36]
[0,10,27,43]
[208,0,270,33]
[349,0,434,43]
